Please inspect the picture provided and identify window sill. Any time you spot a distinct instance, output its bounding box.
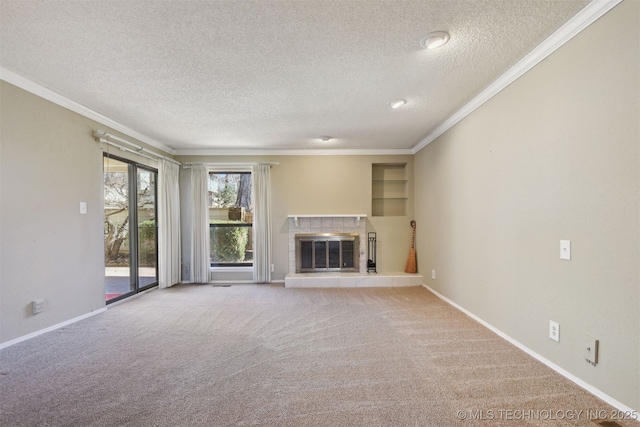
[210,266,253,273]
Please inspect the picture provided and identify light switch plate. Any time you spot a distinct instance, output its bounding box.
[549,320,560,342]
[80,202,87,215]
[560,240,571,260]
[585,335,598,365]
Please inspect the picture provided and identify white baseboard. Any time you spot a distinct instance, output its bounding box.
[422,284,637,414]
[0,287,161,349]
[0,308,108,350]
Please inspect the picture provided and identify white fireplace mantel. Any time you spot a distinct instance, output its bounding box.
[288,214,367,227]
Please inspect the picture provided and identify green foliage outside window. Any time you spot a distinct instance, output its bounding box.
[210,225,249,263]
[138,220,156,241]
[209,172,253,266]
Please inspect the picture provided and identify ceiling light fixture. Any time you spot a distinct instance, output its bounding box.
[389,99,407,109]
[320,136,332,142]
[420,31,450,49]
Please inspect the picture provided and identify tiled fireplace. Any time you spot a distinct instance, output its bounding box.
[285,214,423,288]
[288,215,367,273]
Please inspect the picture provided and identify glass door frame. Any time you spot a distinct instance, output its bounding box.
[103,153,158,303]
[135,164,159,293]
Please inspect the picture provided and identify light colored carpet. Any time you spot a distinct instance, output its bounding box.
[0,284,636,426]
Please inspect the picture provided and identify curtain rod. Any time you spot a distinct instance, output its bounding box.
[182,162,279,169]
[93,130,181,165]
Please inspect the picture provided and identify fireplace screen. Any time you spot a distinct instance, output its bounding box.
[295,233,359,273]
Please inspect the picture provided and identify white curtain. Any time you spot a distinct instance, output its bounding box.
[158,159,181,288]
[252,164,272,283]
[190,165,210,283]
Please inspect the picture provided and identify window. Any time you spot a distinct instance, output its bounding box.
[209,172,253,267]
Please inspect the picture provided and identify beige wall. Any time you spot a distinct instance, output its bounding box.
[414,0,639,409]
[1,0,637,410]
[1,81,106,343]
[177,154,414,281]
[0,81,164,344]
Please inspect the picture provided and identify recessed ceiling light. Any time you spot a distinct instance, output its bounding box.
[420,31,450,49]
[389,99,407,109]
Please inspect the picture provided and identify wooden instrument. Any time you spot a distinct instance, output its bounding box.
[405,220,417,273]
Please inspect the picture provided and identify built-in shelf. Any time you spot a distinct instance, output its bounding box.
[372,164,408,216]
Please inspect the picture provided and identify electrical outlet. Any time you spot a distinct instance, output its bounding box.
[32,300,45,315]
[549,320,560,342]
[431,269,436,280]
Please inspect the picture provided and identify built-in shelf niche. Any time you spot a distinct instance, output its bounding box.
[372,163,408,217]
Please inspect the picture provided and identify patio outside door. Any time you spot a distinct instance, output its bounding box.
[103,155,158,302]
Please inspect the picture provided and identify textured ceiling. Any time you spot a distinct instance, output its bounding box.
[1,0,591,153]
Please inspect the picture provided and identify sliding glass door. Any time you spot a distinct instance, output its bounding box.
[136,167,158,289]
[104,155,158,302]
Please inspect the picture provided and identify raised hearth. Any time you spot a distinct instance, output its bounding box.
[284,272,424,288]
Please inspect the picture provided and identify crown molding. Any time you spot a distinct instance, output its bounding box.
[0,67,176,156]
[411,0,623,154]
[174,148,414,157]
[0,67,421,158]
[2,0,620,159]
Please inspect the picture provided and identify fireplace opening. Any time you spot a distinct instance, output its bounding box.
[295,233,359,273]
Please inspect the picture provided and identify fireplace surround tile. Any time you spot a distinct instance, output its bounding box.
[332,217,344,229]
[320,217,332,228]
